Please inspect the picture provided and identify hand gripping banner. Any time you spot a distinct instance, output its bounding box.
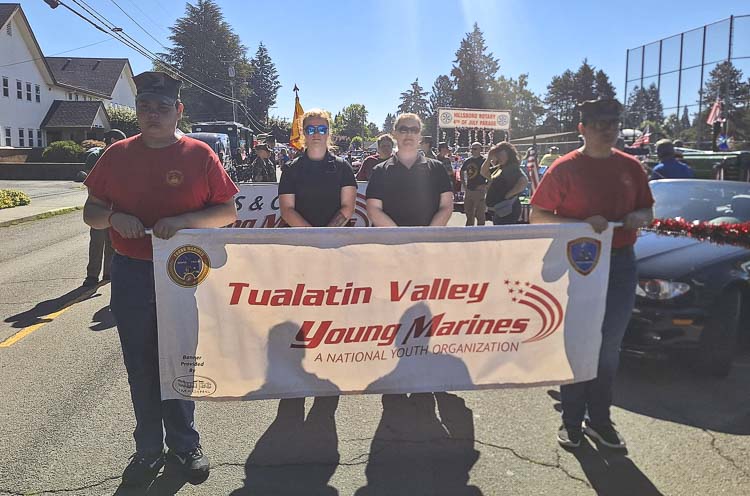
[152,225,613,401]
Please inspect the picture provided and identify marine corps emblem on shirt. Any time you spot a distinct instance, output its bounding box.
[166,170,184,186]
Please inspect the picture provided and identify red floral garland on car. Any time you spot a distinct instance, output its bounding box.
[647,218,750,249]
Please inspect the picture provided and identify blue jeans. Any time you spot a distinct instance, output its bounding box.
[110,253,200,455]
[561,247,637,428]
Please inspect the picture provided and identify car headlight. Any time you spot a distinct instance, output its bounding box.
[636,279,691,300]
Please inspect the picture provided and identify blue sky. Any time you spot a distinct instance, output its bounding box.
[17,0,750,130]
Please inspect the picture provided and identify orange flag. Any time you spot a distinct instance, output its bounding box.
[290,84,304,150]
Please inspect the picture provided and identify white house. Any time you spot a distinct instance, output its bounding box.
[0,3,137,148]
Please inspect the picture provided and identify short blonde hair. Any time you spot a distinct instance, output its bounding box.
[301,108,333,149]
[393,113,423,131]
[376,134,394,146]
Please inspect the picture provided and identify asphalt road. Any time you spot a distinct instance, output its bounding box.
[0,211,749,496]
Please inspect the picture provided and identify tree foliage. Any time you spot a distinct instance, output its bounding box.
[333,104,369,139]
[247,42,281,123]
[107,105,140,136]
[451,23,499,109]
[398,79,430,120]
[383,113,396,134]
[490,74,542,137]
[701,61,750,144]
[625,83,664,128]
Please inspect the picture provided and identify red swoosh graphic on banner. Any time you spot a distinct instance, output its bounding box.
[524,291,558,340]
[518,300,548,339]
[529,284,564,341]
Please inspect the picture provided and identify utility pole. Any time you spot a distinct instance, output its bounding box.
[228,65,237,123]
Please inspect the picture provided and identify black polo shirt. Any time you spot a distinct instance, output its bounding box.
[278,152,357,227]
[366,155,453,226]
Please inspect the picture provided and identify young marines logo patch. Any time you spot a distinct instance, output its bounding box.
[166,170,184,186]
[567,237,601,276]
[167,245,211,287]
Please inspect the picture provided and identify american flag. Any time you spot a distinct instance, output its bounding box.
[706,98,723,126]
[632,125,651,147]
[526,147,540,194]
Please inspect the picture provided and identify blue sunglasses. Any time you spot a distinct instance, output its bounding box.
[305,125,329,135]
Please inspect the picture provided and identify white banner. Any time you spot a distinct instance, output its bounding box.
[438,107,511,130]
[153,225,613,401]
[230,183,371,228]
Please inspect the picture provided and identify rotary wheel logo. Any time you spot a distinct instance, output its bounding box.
[167,245,211,287]
[440,111,453,125]
[504,279,564,344]
[497,114,510,127]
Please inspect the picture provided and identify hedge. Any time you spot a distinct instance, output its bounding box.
[42,141,85,163]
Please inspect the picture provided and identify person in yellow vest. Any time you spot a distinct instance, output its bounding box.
[539,146,561,167]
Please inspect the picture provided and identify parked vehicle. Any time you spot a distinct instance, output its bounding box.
[623,179,750,377]
[185,132,235,179]
[191,122,253,165]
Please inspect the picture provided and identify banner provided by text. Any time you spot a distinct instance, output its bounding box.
[153,225,613,401]
[437,107,511,130]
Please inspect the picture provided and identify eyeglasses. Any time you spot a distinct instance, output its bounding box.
[305,125,329,135]
[396,125,420,135]
[587,119,619,131]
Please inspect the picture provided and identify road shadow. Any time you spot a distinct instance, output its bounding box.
[612,354,750,435]
[3,285,100,328]
[89,304,116,332]
[111,465,189,495]
[231,321,341,495]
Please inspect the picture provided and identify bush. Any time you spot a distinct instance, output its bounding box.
[81,139,105,150]
[108,105,140,137]
[42,140,85,162]
[0,189,31,209]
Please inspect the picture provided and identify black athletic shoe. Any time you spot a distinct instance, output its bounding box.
[121,451,164,487]
[584,420,627,449]
[167,445,210,484]
[557,424,582,448]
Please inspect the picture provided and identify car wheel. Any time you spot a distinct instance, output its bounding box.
[698,288,741,378]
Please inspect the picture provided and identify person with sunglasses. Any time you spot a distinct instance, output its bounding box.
[529,98,654,451]
[279,109,357,227]
[366,113,454,227]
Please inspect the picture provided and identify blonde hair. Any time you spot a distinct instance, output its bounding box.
[393,113,423,131]
[302,108,333,148]
[376,134,394,146]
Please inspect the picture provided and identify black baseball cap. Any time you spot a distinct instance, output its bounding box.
[133,71,181,105]
[578,98,622,122]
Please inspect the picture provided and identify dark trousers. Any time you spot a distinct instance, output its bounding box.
[110,253,200,455]
[86,228,114,279]
[561,247,638,428]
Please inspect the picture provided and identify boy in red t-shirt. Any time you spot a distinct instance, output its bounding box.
[530,99,654,451]
[84,71,238,486]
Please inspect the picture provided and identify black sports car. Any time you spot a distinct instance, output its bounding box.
[623,179,750,377]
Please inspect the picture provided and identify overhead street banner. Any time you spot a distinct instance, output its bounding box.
[438,107,511,130]
[153,225,613,401]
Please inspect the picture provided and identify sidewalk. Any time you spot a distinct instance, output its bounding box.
[0,180,88,227]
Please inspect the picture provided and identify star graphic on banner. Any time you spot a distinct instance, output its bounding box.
[515,281,521,286]
[504,279,511,285]
[512,297,517,302]
[517,290,524,296]
[508,288,514,294]
[525,282,531,287]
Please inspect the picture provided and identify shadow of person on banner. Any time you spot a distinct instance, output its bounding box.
[355,303,482,496]
[231,321,340,496]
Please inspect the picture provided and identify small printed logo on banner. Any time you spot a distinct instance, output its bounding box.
[172,375,217,397]
[567,237,601,276]
[167,245,211,288]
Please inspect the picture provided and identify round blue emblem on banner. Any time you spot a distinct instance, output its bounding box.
[167,245,211,287]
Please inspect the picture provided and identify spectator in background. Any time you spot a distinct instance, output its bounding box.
[651,139,694,180]
[481,142,528,225]
[82,128,126,287]
[420,135,437,159]
[539,146,561,167]
[248,143,277,182]
[436,141,456,187]
[461,142,489,226]
[357,134,394,181]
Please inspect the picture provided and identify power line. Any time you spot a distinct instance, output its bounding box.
[0,38,112,68]
[107,0,170,51]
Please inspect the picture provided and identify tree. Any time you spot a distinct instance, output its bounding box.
[247,42,281,123]
[574,59,596,102]
[426,75,454,134]
[366,122,380,138]
[383,113,396,134]
[107,106,139,136]
[161,0,251,122]
[701,61,749,144]
[489,73,542,137]
[680,106,691,129]
[594,70,616,99]
[268,116,292,142]
[451,23,499,109]
[398,79,429,120]
[333,104,368,139]
[351,136,363,149]
[625,83,664,128]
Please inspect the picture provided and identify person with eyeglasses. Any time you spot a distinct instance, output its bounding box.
[279,108,357,227]
[529,98,654,451]
[460,142,489,226]
[366,113,454,227]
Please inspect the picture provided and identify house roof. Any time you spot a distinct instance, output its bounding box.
[41,100,109,128]
[0,3,18,29]
[46,57,130,98]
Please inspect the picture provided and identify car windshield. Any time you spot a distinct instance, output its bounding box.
[651,180,750,223]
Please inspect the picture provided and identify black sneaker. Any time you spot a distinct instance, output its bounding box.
[82,276,99,287]
[584,420,627,449]
[121,451,164,487]
[557,424,582,448]
[167,445,210,484]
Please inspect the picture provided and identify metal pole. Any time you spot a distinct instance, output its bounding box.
[624,48,630,114]
[697,25,707,148]
[230,81,237,122]
[657,40,663,93]
[728,15,734,61]
[677,33,683,116]
[640,45,645,90]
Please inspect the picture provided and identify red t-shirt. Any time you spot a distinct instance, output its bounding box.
[84,135,239,260]
[530,149,654,248]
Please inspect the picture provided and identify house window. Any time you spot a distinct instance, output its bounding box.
[25,82,31,101]
[28,129,34,146]
[18,129,24,147]
[4,127,11,146]
[67,92,72,100]
[35,85,40,103]
[2,77,7,97]
[16,80,22,99]
[37,129,42,147]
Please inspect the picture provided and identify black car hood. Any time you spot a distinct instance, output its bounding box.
[635,230,749,279]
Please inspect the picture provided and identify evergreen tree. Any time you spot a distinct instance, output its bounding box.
[574,59,596,102]
[451,23,500,109]
[398,78,430,121]
[680,106,691,129]
[700,61,749,142]
[247,42,281,124]
[594,70,617,99]
[625,83,664,128]
[161,0,250,121]
[490,74,542,137]
[366,122,380,138]
[383,113,396,134]
[333,104,368,138]
[426,75,455,137]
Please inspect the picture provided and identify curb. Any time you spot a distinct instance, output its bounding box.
[0,206,83,228]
